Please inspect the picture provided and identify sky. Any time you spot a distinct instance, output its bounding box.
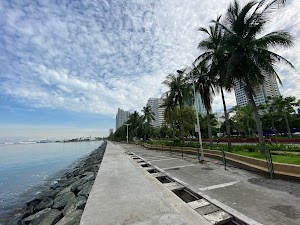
[0,0,299,141]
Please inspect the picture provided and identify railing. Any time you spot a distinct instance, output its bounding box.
[140,143,300,179]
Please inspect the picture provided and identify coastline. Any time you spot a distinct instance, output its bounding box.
[3,141,107,225]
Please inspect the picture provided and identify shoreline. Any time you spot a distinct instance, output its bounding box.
[3,141,107,225]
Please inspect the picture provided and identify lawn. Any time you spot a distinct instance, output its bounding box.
[232,150,300,165]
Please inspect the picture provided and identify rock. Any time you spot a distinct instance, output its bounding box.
[62,195,76,216]
[78,181,93,198]
[70,179,88,193]
[75,196,87,210]
[35,209,62,225]
[26,199,41,210]
[82,171,95,182]
[55,210,83,225]
[22,208,51,224]
[57,185,72,196]
[53,192,75,210]
[34,197,53,212]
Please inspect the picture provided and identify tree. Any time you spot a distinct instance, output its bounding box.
[195,16,234,151]
[142,105,155,141]
[230,105,256,136]
[127,111,143,140]
[219,0,294,154]
[267,96,296,138]
[162,71,192,140]
[161,92,177,137]
[191,62,215,149]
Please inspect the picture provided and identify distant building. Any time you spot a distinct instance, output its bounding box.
[116,108,130,130]
[109,128,113,136]
[195,92,207,116]
[185,92,207,116]
[234,75,280,107]
[147,98,165,127]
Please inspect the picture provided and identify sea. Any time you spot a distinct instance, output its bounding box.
[0,140,103,223]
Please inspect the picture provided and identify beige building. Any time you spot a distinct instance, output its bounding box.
[234,75,280,106]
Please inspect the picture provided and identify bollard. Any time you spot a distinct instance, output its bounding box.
[221,147,226,170]
[266,149,274,179]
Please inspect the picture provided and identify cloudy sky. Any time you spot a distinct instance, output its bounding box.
[0,0,299,141]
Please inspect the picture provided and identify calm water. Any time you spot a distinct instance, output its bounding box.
[0,141,103,220]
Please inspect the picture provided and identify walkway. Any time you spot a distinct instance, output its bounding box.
[80,141,210,225]
[105,142,300,225]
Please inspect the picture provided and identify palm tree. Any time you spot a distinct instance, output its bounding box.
[127,111,143,139]
[191,62,215,149]
[218,0,294,154]
[161,92,176,137]
[195,16,234,151]
[162,71,192,140]
[142,105,155,141]
[230,105,255,136]
[268,96,296,138]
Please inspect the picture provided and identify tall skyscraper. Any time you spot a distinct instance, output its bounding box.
[234,75,280,107]
[146,98,165,127]
[115,108,130,130]
[109,128,113,136]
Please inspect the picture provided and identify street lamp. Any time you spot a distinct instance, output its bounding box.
[124,123,131,144]
[190,65,205,163]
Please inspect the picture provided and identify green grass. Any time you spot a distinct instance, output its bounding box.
[147,140,300,165]
[231,150,300,165]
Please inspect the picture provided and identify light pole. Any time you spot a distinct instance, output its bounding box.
[190,65,205,163]
[124,123,131,143]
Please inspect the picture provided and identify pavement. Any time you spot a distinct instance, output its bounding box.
[80,141,211,225]
[80,142,300,225]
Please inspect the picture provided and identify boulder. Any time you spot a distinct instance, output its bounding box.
[34,197,53,212]
[35,209,62,225]
[53,192,75,210]
[62,196,76,216]
[70,178,88,194]
[75,196,87,210]
[78,181,93,198]
[55,210,83,225]
[22,208,51,225]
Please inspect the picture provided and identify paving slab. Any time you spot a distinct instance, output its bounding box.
[119,143,300,225]
[80,142,210,225]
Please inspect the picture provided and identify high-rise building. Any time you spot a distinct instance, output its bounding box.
[234,75,280,107]
[195,92,207,116]
[109,128,113,136]
[147,98,165,127]
[115,108,130,130]
[186,92,207,116]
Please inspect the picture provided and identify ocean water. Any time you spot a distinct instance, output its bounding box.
[0,141,103,221]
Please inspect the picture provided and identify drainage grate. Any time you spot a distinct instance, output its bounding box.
[172,188,199,203]
[156,176,172,183]
[131,152,249,225]
[141,163,150,168]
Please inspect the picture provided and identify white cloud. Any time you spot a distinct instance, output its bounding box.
[0,0,299,119]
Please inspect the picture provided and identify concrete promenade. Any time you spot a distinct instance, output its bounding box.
[80,142,300,225]
[80,141,210,225]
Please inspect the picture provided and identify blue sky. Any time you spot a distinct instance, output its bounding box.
[0,0,299,141]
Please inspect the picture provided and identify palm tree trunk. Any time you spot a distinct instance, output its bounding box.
[283,112,292,138]
[246,88,266,155]
[179,105,185,141]
[206,109,213,149]
[221,88,232,151]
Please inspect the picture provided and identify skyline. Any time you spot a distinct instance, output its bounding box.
[1,0,299,141]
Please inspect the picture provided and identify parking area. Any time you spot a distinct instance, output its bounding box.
[120,143,300,225]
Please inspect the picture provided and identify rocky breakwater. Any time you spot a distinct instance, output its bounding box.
[9,141,107,225]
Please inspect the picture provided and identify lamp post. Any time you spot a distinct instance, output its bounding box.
[124,123,131,143]
[190,65,205,162]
